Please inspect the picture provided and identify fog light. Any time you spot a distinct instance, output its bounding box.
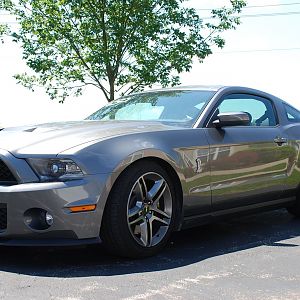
[45,212,54,226]
[24,208,53,230]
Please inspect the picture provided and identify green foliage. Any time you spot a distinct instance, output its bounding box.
[0,24,8,43]
[0,0,9,42]
[1,0,246,102]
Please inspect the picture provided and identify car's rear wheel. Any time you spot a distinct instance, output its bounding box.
[101,161,177,258]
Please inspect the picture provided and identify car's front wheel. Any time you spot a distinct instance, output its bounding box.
[101,161,177,258]
[287,190,300,217]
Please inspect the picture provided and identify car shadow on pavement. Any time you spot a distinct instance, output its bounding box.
[0,209,299,278]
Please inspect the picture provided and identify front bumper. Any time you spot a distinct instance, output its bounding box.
[0,150,109,245]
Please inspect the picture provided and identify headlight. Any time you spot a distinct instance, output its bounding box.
[27,158,84,182]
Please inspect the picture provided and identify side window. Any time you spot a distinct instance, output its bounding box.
[284,103,300,122]
[213,94,277,126]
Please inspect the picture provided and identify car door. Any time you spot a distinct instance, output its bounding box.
[205,93,290,212]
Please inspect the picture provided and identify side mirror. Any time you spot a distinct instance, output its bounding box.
[212,112,250,128]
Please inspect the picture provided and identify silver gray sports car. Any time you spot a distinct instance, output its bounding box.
[1,85,300,257]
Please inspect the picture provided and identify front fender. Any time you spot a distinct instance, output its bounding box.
[59,130,193,176]
[59,128,211,230]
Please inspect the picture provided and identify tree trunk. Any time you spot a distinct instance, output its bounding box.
[108,73,115,102]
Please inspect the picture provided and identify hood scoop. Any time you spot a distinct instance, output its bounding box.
[23,127,37,132]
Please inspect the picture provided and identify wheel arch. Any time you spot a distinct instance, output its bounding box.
[100,155,184,234]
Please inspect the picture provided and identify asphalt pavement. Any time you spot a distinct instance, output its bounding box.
[1,209,300,300]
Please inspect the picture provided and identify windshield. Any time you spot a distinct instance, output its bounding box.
[86,90,215,127]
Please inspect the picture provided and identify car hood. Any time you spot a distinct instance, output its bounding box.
[0,120,176,157]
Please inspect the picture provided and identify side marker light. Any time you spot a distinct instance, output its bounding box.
[69,205,96,213]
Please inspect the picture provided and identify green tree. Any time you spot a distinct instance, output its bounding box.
[1,0,246,102]
[0,24,9,43]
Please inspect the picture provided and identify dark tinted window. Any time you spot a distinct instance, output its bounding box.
[284,103,300,122]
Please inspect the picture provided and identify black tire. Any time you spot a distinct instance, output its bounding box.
[101,160,178,258]
[287,193,300,217]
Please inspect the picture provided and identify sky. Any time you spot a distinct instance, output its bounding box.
[0,0,300,127]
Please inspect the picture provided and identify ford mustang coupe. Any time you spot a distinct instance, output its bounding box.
[0,85,300,257]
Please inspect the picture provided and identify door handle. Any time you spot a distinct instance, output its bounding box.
[274,137,288,146]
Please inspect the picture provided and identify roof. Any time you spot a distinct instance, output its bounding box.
[129,85,287,107]
[142,85,224,93]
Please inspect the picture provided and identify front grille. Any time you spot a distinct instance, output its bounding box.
[0,159,17,185]
[0,204,7,231]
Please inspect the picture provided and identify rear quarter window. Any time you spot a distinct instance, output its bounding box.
[284,103,300,122]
